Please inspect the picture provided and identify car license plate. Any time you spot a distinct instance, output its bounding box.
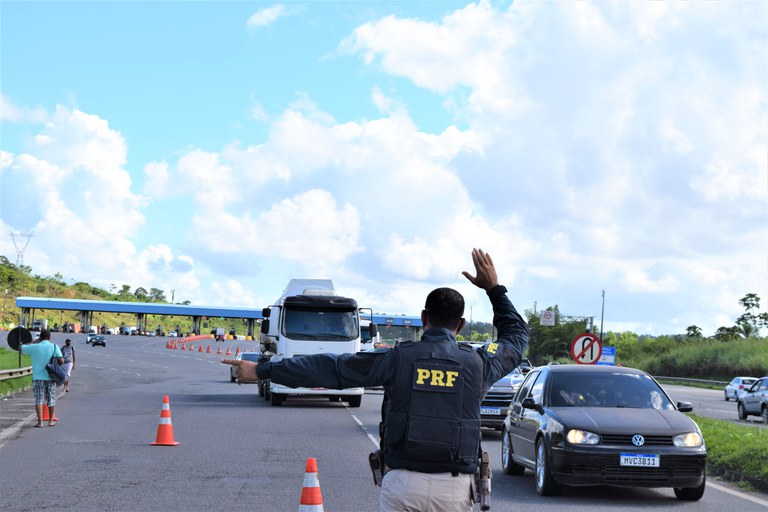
[481,406,501,415]
[620,453,660,467]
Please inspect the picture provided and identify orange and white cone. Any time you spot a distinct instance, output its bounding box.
[225,347,232,356]
[235,347,240,356]
[206,345,212,354]
[299,457,323,511]
[151,395,180,446]
[216,346,223,355]
[181,344,187,351]
[41,404,59,422]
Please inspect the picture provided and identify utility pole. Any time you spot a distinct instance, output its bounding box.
[600,290,605,342]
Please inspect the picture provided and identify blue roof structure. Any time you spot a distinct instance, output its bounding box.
[16,297,263,319]
[15,296,423,326]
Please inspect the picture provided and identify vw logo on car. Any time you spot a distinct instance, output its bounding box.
[632,434,645,446]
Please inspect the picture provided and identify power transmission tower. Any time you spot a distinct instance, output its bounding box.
[10,231,34,266]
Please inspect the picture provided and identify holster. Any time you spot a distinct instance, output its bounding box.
[369,450,388,487]
[474,451,491,511]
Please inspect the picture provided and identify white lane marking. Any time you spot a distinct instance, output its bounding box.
[707,480,768,508]
[349,412,380,449]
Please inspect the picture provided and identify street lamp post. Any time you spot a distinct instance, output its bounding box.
[599,290,605,342]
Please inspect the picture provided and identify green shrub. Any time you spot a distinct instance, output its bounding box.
[691,413,768,489]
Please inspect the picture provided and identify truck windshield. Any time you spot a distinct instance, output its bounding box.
[282,309,358,341]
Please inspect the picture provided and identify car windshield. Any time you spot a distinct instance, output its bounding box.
[548,372,674,410]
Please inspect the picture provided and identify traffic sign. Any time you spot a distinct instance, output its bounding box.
[540,310,555,326]
[570,332,602,365]
[596,346,616,366]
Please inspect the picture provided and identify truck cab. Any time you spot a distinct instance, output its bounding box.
[259,279,370,407]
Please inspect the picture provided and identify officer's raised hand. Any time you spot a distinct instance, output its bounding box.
[462,248,499,291]
[221,358,259,384]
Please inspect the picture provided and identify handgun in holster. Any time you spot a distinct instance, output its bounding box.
[369,450,388,487]
[474,451,491,511]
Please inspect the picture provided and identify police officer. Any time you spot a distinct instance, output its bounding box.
[224,248,528,512]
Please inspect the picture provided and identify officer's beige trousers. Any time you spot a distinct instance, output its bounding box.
[379,468,473,512]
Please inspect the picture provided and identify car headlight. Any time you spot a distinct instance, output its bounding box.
[566,429,600,445]
[673,432,703,447]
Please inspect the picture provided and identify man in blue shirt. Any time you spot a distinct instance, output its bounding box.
[21,329,63,427]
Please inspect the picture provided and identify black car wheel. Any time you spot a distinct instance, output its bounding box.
[230,372,236,383]
[270,392,284,406]
[724,391,729,401]
[535,438,563,496]
[674,474,706,501]
[501,426,526,475]
[737,402,747,421]
[347,395,362,408]
[762,406,768,425]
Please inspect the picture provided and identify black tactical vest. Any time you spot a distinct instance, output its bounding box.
[381,339,483,474]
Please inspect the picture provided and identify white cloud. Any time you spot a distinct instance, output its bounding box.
[0,94,48,123]
[246,4,286,28]
[2,1,765,337]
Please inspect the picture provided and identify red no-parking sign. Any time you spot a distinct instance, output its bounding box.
[570,332,602,365]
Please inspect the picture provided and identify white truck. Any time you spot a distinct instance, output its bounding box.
[259,279,376,407]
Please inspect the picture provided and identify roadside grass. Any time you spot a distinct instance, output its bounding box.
[0,347,32,397]
[690,413,768,492]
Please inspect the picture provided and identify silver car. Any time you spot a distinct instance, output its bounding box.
[724,376,757,401]
[737,376,768,423]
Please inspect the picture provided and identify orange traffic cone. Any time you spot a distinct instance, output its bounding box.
[225,347,232,356]
[216,346,222,355]
[235,347,240,355]
[181,344,187,351]
[41,404,59,422]
[206,345,212,354]
[198,344,204,353]
[299,457,324,511]
[151,395,180,446]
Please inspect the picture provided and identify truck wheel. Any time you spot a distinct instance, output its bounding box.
[271,393,285,406]
[347,395,362,408]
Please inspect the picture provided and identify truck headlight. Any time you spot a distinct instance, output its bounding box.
[673,432,703,447]
[566,429,600,445]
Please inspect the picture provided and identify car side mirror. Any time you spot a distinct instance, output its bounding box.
[261,319,270,334]
[677,401,693,412]
[521,397,543,414]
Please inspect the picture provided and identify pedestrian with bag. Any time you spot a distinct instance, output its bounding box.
[20,329,63,427]
[224,247,529,511]
[60,338,76,392]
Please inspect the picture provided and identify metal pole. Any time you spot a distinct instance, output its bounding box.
[600,290,605,342]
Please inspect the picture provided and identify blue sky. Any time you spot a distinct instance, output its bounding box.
[1,1,766,337]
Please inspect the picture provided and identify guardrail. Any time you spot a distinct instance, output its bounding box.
[655,376,729,386]
[0,366,33,382]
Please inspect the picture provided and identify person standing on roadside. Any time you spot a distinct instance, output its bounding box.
[224,248,529,511]
[21,329,63,427]
[60,338,76,392]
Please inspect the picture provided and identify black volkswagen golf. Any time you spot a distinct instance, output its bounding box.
[501,364,706,500]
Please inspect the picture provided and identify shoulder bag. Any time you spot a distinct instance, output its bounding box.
[46,349,67,384]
